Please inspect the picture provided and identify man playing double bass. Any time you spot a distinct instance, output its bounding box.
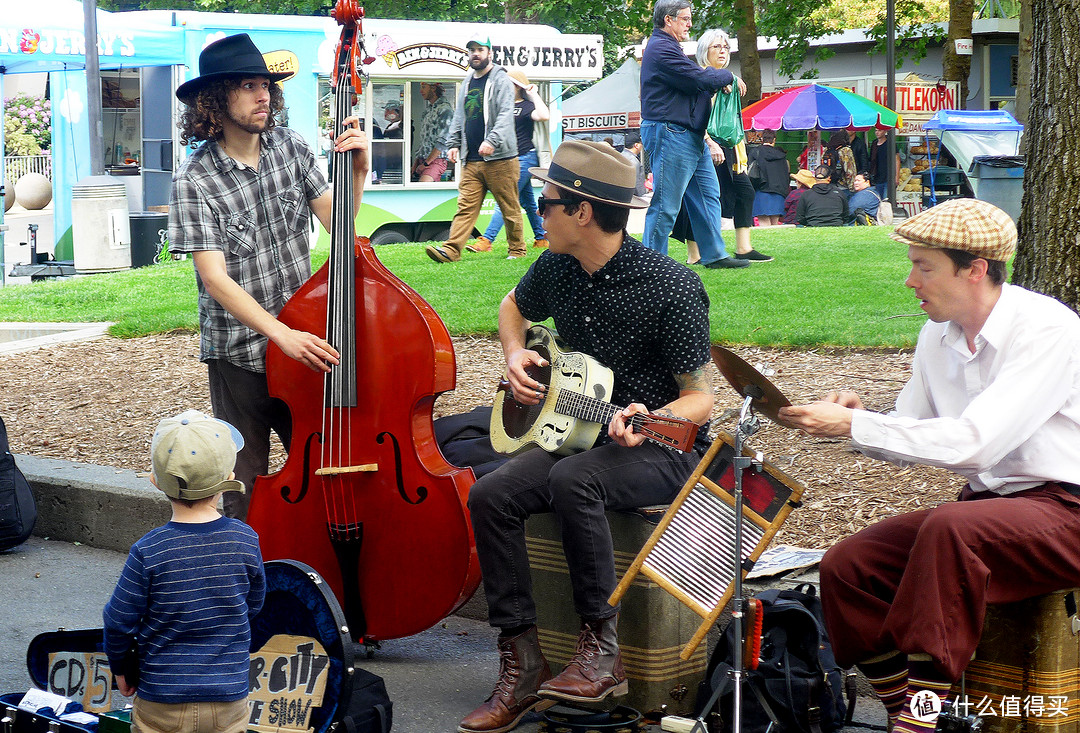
[168,33,369,520]
[460,140,715,733]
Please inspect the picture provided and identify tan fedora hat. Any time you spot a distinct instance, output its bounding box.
[529,140,649,209]
[791,169,817,189]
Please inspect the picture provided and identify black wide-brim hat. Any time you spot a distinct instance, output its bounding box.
[176,33,292,104]
[529,140,649,209]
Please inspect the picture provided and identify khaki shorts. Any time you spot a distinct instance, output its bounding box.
[132,697,248,733]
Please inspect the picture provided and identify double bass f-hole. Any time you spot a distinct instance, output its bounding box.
[376,431,429,505]
[279,431,322,504]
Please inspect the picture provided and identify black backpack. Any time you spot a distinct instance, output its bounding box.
[339,665,393,733]
[747,150,765,190]
[694,584,854,733]
[0,414,37,552]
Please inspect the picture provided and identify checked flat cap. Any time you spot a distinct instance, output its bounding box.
[890,198,1016,261]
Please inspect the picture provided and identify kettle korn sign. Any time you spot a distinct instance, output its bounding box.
[248,635,331,733]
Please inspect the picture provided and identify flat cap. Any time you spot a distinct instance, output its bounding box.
[890,198,1016,261]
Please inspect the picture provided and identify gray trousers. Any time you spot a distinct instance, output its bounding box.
[206,359,291,521]
[467,440,702,629]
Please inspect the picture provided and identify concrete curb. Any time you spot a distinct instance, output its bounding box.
[15,452,491,620]
[18,453,172,554]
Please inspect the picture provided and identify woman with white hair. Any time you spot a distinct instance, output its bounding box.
[679,28,771,262]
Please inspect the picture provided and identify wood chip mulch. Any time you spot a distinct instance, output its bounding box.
[0,333,962,549]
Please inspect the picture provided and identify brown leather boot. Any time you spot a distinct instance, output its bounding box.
[458,626,555,733]
[537,615,628,703]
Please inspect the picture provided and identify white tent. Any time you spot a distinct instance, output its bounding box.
[561,57,641,136]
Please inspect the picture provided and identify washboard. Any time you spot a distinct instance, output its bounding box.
[608,428,804,659]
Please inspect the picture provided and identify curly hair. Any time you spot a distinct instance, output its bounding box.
[178,78,285,146]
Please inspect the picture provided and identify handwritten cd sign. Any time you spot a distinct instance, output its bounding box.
[248,634,330,733]
[46,652,113,713]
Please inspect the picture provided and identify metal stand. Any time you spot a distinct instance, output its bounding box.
[688,387,766,733]
[9,223,75,281]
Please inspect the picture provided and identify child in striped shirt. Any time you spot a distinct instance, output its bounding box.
[104,410,265,733]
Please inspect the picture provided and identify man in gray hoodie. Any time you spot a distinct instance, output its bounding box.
[427,33,524,262]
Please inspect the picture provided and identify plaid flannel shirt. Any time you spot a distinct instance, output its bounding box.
[169,127,329,372]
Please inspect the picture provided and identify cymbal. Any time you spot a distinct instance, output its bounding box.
[710,345,791,423]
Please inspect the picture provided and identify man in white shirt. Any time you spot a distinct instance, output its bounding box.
[780,198,1080,733]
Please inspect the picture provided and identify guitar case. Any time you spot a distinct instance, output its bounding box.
[3,560,383,733]
[0,414,36,552]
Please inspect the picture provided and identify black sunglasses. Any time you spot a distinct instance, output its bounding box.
[537,195,576,216]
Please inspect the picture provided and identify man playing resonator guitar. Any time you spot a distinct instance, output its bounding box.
[459,140,715,733]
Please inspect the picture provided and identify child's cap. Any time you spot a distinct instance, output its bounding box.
[151,410,246,500]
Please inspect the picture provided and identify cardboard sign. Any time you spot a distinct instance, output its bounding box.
[46,652,113,713]
[248,635,330,733]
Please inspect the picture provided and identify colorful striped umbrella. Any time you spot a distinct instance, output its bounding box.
[742,84,902,131]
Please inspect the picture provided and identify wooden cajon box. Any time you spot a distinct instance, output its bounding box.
[961,588,1080,733]
[525,510,707,716]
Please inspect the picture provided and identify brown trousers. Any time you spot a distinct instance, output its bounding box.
[445,157,525,256]
[132,698,248,733]
[820,482,1080,680]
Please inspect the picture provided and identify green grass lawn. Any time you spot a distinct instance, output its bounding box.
[0,226,927,348]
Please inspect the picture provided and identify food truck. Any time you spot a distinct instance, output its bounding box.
[130,12,604,244]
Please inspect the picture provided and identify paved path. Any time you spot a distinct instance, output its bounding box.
[1,540,886,733]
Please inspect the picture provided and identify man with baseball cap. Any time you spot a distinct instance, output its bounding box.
[104,410,265,733]
[459,140,715,733]
[169,33,369,520]
[779,199,1080,733]
[795,163,849,227]
[426,31,525,262]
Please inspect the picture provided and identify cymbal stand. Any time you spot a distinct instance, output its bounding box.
[685,386,763,733]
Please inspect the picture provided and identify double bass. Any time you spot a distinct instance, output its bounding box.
[247,0,481,644]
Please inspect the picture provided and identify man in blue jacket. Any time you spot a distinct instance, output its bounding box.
[639,0,748,268]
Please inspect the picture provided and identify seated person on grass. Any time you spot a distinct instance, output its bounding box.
[796,164,848,227]
[847,172,882,225]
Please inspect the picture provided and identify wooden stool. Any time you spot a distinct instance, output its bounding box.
[961,588,1080,733]
[525,509,706,716]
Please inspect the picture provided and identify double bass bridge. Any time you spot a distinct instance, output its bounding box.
[315,463,379,476]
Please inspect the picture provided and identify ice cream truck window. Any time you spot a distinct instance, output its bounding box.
[317,76,366,179]
[318,76,461,188]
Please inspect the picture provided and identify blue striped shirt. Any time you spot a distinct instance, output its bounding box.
[103,516,266,703]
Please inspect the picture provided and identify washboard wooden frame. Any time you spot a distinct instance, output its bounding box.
[608,428,805,660]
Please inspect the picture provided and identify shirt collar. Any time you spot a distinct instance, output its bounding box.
[940,282,1013,353]
[589,233,637,280]
[210,130,272,172]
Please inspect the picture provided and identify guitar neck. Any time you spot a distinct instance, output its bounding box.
[552,389,698,452]
[555,388,620,426]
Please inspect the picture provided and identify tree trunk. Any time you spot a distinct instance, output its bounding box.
[942,0,974,108]
[1014,0,1033,129]
[733,0,762,104]
[1012,0,1080,311]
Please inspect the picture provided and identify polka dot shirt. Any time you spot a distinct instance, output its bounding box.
[515,234,712,445]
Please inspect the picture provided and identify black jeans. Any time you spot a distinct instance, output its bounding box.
[467,440,703,629]
[206,359,291,520]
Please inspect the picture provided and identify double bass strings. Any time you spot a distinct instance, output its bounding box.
[323,30,362,532]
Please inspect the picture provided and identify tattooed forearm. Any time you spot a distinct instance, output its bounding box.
[674,367,711,395]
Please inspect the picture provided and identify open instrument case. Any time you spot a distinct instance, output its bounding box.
[2,560,356,733]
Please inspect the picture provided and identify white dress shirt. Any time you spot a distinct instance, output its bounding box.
[850,284,1080,495]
